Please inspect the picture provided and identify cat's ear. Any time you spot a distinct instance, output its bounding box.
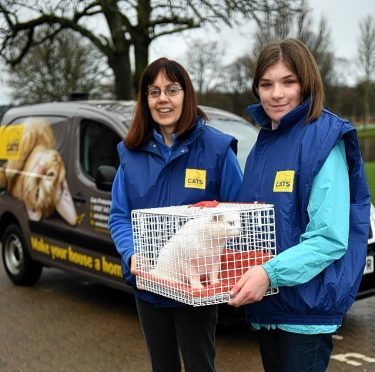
[0,167,6,189]
[54,179,77,226]
[6,123,38,172]
[212,214,224,222]
[26,207,42,221]
[7,119,55,173]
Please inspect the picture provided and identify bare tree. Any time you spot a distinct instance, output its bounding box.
[222,54,254,94]
[219,54,254,114]
[186,39,224,96]
[0,0,292,100]
[306,18,335,87]
[252,0,297,54]
[251,0,334,87]
[6,29,111,104]
[358,14,375,126]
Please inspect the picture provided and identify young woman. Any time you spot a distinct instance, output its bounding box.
[109,57,242,372]
[229,38,370,371]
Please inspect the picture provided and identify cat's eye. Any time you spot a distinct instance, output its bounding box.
[35,187,40,201]
[46,171,55,178]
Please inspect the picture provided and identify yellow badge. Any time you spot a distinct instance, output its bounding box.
[0,124,24,160]
[273,170,295,192]
[185,168,206,190]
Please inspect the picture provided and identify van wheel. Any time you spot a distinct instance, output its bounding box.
[1,225,43,285]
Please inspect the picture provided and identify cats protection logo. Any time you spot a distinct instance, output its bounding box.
[0,124,24,160]
[273,170,295,192]
[185,168,206,190]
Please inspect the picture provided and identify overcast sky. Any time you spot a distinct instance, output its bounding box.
[150,0,374,76]
[0,0,374,105]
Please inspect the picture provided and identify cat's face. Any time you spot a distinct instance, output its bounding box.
[210,212,242,238]
[22,149,77,225]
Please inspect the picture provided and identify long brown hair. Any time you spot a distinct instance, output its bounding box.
[252,38,324,122]
[125,57,207,149]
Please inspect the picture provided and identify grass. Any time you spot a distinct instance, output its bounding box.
[356,127,375,202]
[365,162,375,203]
[357,127,375,138]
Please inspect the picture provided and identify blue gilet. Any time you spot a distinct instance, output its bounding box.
[238,99,370,325]
[116,119,237,306]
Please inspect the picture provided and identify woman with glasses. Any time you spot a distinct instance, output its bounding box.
[109,57,242,372]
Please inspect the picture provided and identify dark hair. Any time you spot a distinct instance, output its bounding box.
[125,57,207,149]
[252,38,324,122]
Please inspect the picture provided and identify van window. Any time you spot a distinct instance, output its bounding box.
[80,119,121,179]
[4,115,68,151]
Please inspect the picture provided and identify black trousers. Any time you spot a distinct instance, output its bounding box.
[258,328,333,372]
[135,297,218,372]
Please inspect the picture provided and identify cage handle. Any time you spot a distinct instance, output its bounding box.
[188,200,219,208]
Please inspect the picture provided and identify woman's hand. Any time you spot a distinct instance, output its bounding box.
[228,266,270,307]
[130,254,138,275]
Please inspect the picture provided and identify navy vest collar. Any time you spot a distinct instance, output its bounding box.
[246,98,311,131]
[142,117,206,154]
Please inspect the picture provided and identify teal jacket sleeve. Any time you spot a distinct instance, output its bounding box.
[220,147,243,201]
[264,140,350,287]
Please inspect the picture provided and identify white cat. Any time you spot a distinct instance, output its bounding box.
[150,212,242,289]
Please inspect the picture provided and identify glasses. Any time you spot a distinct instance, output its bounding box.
[146,85,183,98]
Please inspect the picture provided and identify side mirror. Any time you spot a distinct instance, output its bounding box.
[95,165,117,192]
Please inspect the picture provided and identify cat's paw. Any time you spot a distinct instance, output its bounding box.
[26,208,42,221]
[190,281,204,290]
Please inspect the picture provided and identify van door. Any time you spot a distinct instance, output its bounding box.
[60,114,126,289]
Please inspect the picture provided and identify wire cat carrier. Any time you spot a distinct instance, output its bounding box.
[131,201,278,306]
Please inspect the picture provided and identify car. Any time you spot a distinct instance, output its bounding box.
[0,100,374,303]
